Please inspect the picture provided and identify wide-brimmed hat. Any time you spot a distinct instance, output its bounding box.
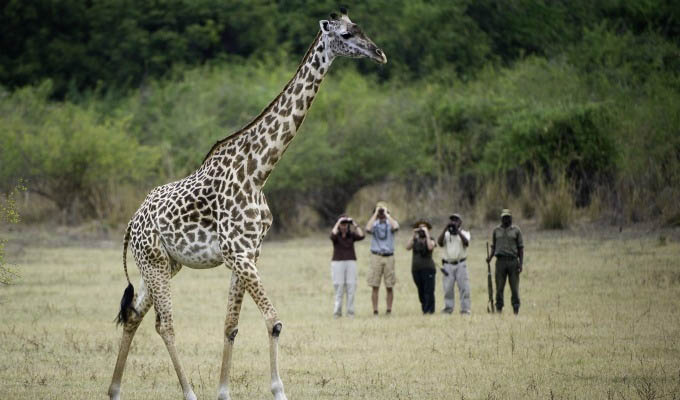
[412,219,432,230]
[449,213,462,221]
[500,209,512,217]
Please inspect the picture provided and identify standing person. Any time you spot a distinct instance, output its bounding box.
[330,215,365,318]
[486,209,524,315]
[437,213,472,315]
[365,201,399,315]
[406,219,437,314]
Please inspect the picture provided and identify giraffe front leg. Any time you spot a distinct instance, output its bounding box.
[233,254,287,400]
[217,272,246,400]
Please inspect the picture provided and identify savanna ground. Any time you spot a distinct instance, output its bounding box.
[1,226,680,399]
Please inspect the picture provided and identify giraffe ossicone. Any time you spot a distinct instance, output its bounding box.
[108,9,386,400]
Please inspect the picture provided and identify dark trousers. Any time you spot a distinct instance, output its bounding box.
[495,257,520,312]
[412,269,436,314]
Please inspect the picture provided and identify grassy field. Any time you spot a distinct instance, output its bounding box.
[1,227,679,399]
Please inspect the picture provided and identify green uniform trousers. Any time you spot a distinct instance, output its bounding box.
[495,256,520,312]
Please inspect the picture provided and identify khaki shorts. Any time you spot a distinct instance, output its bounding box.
[367,253,396,288]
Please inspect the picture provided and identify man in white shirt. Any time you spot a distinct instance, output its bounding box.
[437,213,471,314]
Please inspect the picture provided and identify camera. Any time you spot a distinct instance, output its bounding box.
[447,224,458,234]
[417,229,427,239]
[377,207,385,216]
[342,218,353,224]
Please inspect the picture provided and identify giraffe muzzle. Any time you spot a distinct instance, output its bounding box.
[375,48,387,64]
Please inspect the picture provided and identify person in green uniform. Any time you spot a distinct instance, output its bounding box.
[486,209,524,314]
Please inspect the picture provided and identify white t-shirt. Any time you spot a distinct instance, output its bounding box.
[443,229,471,261]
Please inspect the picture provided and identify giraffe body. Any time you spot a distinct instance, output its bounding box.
[109,9,386,400]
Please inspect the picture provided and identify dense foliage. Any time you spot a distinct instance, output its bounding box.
[1,0,679,227]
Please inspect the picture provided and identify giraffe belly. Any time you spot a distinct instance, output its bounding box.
[164,237,224,269]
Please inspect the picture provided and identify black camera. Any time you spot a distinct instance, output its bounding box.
[447,224,458,234]
[417,228,427,239]
[342,218,353,224]
[377,208,385,216]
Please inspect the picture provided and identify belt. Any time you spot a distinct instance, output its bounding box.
[372,251,393,257]
[442,257,466,265]
[496,254,517,258]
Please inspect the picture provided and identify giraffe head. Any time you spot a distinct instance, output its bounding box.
[319,7,387,64]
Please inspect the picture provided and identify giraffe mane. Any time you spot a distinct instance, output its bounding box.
[201,30,324,165]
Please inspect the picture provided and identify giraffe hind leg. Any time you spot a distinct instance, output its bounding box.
[109,278,153,400]
[146,260,197,400]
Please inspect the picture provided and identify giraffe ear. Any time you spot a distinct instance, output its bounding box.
[319,20,330,33]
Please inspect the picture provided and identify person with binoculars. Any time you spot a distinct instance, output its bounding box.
[365,201,399,315]
[437,213,471,314]
[406,219,437,314]
[330,214,365,318]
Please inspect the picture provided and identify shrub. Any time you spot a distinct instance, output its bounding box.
[0,82,163,223]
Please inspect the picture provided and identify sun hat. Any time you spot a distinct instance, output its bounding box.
[500,209,512,217]
[412,219,432,230]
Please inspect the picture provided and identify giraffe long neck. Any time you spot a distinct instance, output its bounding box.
[204,32,334,189]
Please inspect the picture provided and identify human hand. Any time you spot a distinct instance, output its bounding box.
[518,263,523,273]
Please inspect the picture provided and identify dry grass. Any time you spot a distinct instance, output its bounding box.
[1,228,680,399]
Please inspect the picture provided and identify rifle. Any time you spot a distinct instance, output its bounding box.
[486,241,495,313]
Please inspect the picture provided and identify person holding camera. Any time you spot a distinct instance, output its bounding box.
[486,209,524,315]
[330,214,365,318]
[437,213,471,314]
[365,201,400,315]
[406,219,437,314]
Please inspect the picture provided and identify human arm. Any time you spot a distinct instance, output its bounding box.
[352,220,365,240]
[423,226,435,250]
[331,217,343,236]
[386,211,399,231]
[486,230,496,263]
[437,227,447,247]
[458,229,469,247]
[365,210,378,232]
[516,228,524,272]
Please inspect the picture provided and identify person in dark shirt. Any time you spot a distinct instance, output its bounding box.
[330,215,365,317]
[406,219,436,314]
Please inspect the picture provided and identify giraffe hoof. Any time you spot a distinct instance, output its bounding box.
[271,322,282,337]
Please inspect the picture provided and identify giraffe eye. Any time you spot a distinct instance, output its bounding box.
[341,33,353,39]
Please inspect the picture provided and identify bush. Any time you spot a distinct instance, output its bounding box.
[0,82,163,223]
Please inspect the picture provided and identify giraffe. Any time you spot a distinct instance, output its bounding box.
[108,8,386,400]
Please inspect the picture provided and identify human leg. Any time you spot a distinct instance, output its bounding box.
[422,269,436,314]
[412,270,426,313]
[383,255,396,313]
[456,261,471,314]
[345,260,357,316]
[508,259,521,314]
[331,261,345,317]
[441,262,455,313]
[495,259,508,312]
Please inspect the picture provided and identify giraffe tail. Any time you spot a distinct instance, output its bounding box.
[116,222,135,326]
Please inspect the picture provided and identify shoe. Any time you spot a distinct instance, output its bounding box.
[461,310,471,315]
[385,309,392,315]
[373,310,378,316]
[441,308,453,314]
[513,308,519,315]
